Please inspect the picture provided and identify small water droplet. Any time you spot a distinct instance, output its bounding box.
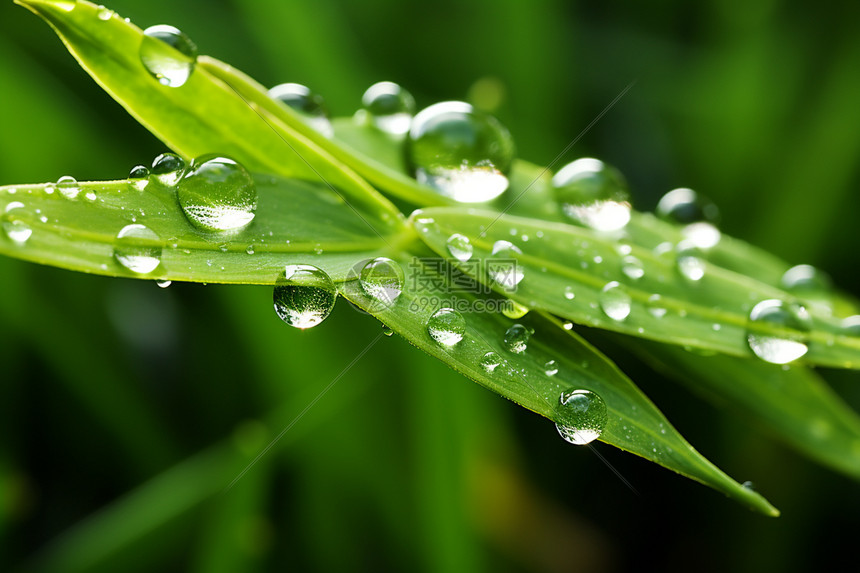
[407,101,514,203]
[361,81,415,135]
[96,5,114,20]
[273,264,337,329]
[480,351,502,373]
[268,83,334,137]
[56,175,80,199]
[446,233,473,262]
[382,324,394,337]
[84,191,97,201]
[427,308,466,346]
[746,299,811,364]
[140,25,198,87]
[545,360,559,376]
[245,244,255,255]
[359,257,404,308]
[156,279,172,288]
[177,155,257,231]
[503,323,533,354]
[676,240,706,282]
[113,224,162,274]
[2,202,32,244]
[555,389,607,445]
[656,187,720,226]
[562,321,574,331]
[552,158,630,231]
[682,221,721,250]
[502,300,529,319]
[488,240,523,290]
[563,286,575,300]
[620,255,644,280]
[129,164,150,190]
[151,153,186,187]
[780,264,831,296]
[842,315,860,336]
[600,281,631,321]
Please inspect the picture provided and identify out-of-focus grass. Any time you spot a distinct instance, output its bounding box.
[0,0,858,571]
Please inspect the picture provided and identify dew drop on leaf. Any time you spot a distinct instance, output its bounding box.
[113,224,162,274]
[129,165,150,191]
[140,25,198,88]
[156,279,172,289]
[488,240,524,290]
[361,81,415,135]
[555,389,607,445]
[446,233,473,262]
[503,323,533,354]
[273,264,337,330]
[780,264,832,299]
[480,351,502,373]
[842,316,860,336]
[427,308,466,346]
[501,300,530,319]
[564,286,575,300]
[746,299,811,364]
[56,175,80,199]
[268,83,334,137]
[676,240,706,282]
[656,187,721,249]
[599,281,631,321]
[544,360,559,376]
[620,255,645,280]
[2,202,32,244]
[359,257,404,308]
[177,155,257,231]
[151,153,186,187]
[382,324,394,337]
[406,101,514,203]
[97,5,114,20]
[552,158,631,231]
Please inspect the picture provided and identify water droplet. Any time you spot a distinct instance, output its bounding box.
[151,153,186,187]
[552,158,631,231]
[599,281,631,321]
[268,83,333,137]
[503,323,533,354]
[544,360,559,376]
[156,279,172,288]
[488,240,523,290]
[656,187,720,225]
[746,299,811,364]
[96,5,114,20]
[427,308,466,346]
[446,233,473,262]
[140,25,198,87]
[682,221,721,250]
[129,164,150,190]
[842,315,860,336]
[359,257,404,308]
[361,81,415,135]
[741,480,756,491]
[2,202,32,244]
[480,351,502,373]
[56,175,80,199]
[177,155,257,231]
[382,324,394,337]
[564,286,575,300]
[113,224,162,274]
[245,244,255,255]
[676,240,706,282]
[406,101,514,203]
[562,321,574,331]
[502,300,530,319]
[555,389,607,445]
[273,264,337,329]
[620,255,644,280]
[780,264,831,296]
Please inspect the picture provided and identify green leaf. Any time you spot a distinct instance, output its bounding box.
[15,0,403,230]
[410,208,860,369]
[0,176,401,284]
[632,340,860,479]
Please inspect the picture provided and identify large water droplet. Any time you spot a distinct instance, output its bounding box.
[599,281,631,321]
[480,351,502,373]
[56,175,80,199]
[780,264,831,295]
[746,299,811,364]
[361,81,415,135]
[657,188,721,248]
[552,158,631,231]
[427,308,466,346]
[177,155,257,232]
[268,83,334,137]
[151,153,186,187]
[140,25,198,88]
[359,257,404,308]
[446,233,473,262]
[555,389,607,445]
[488,240,524,290]
[2,202,32,244]
[129,165,150,191]
[406,101,514,203]
[504,323,533,354]
[114,224,162,274]
[273,264,337,329]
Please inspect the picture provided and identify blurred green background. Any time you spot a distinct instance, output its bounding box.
[1,0,859,571]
